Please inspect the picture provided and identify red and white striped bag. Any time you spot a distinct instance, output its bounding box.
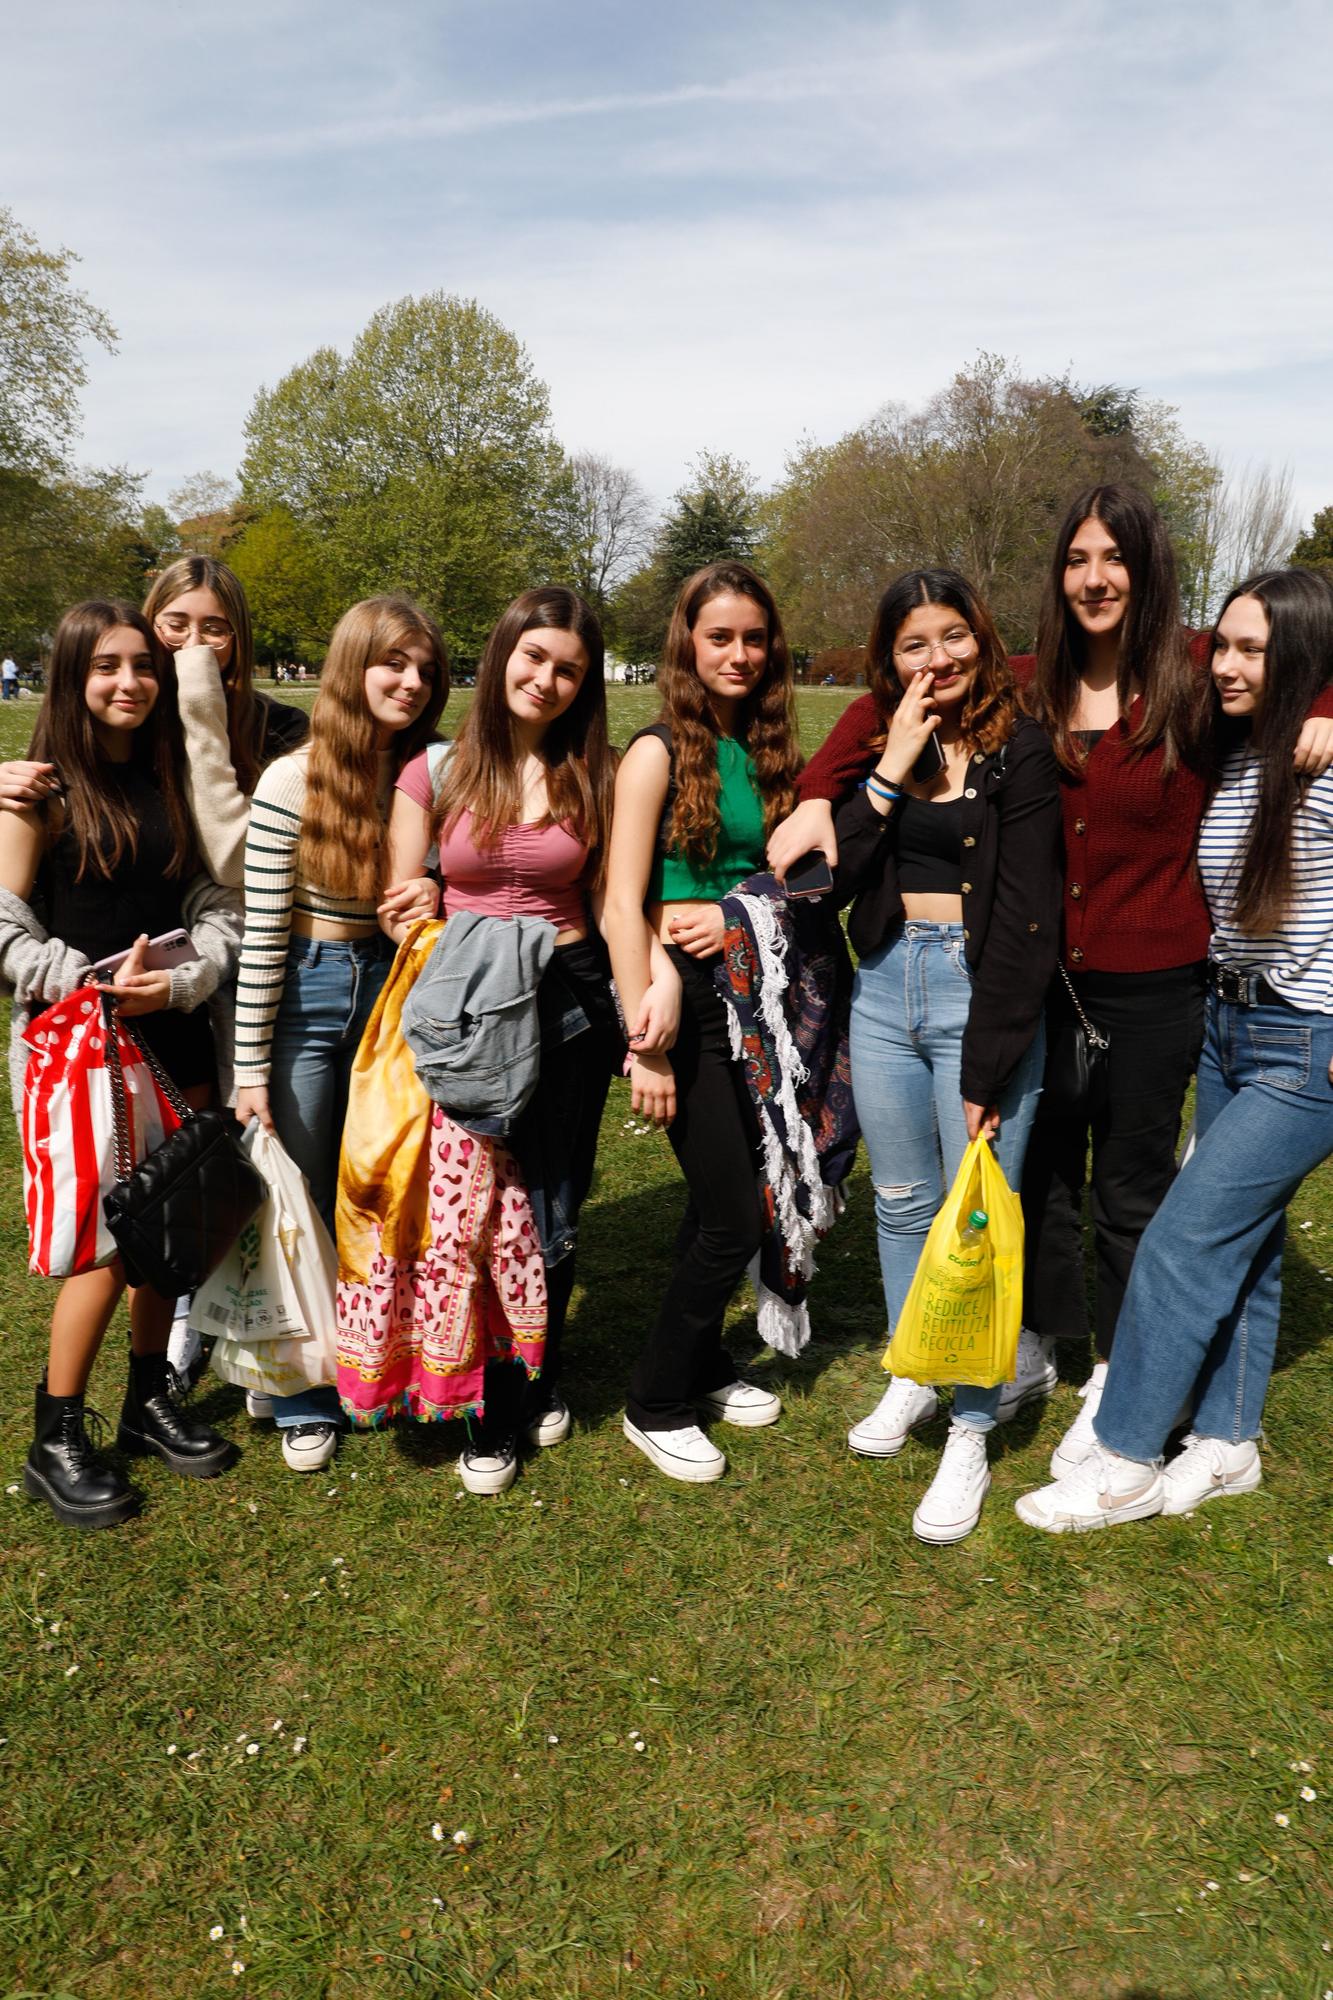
[22,988,180,1277]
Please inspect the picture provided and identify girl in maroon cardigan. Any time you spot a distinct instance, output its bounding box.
[773,485,1333,1469]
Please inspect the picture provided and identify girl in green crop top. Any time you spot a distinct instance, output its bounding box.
[603,561,803,1485]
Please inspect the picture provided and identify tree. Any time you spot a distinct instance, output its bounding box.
[0,464,146,656]
[1292,506,1333,585]
[227,507,340,663]
[1187,463,1303,620]
[240,295,561,652]
[0,207,117,473]
[609,452,758,663]
[544,450,653,611]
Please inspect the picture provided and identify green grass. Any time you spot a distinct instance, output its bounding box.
[0,689,1330,2000]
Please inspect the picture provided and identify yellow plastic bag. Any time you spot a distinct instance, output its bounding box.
[884,1137,1024,1388]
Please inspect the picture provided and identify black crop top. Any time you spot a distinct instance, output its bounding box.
[895,792,965,894]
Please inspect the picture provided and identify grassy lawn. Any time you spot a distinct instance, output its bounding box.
[0,685,1329,2000]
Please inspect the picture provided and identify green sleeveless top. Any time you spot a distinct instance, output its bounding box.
[634,723,768,902]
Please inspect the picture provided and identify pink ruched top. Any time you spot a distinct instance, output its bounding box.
[397,747,592,932]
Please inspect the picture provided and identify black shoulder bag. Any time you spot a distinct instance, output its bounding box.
[1042,963,1111,1117]
[100,994,266,1296]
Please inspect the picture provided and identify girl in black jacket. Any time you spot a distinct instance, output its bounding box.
[837,570,1062,1544]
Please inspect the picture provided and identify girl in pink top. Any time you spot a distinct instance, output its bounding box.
[385,588,677,1494]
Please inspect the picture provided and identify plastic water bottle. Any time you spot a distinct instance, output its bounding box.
[959,1208,988,1247]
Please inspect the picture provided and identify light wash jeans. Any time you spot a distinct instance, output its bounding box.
[266,936,391,1431]
[1096,990,1333,1461]
[850,922,1046,1429]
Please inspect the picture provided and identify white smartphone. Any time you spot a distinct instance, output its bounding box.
[92,928,202,980]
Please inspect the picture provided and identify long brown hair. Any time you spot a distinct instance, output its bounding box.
[298,596,448,902]
[433,587,615,880]
[864,569,1020,757]
[143,555,268,794]
[656,562,801,861]
[29,601,197,882]
[1212,568,1333,932]
[1026,483,1207,776]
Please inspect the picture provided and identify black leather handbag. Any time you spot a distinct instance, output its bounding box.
[1042,963,1111,1118]
[100,995,265,1296]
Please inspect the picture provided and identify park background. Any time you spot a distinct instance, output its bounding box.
[2,1,1333,1995]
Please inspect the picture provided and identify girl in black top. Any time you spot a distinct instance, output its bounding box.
[836,569,1061,1544]
[0,602,242,1529]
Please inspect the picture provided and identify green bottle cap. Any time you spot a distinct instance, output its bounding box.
[967,1209,988,1231]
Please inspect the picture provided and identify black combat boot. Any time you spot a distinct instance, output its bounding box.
[25,1379,138,1528]
[117,1349,234,1477]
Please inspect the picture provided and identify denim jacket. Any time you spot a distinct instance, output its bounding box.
[402,910,556,1136]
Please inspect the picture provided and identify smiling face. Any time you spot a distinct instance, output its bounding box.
[502,624,590,736]
[1063,515,1131,641]
[363,636,438,741]
[152,585,236,672]
[891,601,980,712]
[84,624,160,748]
[690,591,769,716]
[1212,594,1268,719]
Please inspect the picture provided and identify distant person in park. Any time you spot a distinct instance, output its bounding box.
[604,561,803,1484]
[831,570,1060,1542]
[1,654,18,700]
[1017,566,1333,1530]
[0,601,242,1527]
[367,586,627,1492]
[769,484,1333,1469]
[231,595,446,1473]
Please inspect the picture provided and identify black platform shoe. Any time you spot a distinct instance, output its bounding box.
[117,1350,234,1478]
[25,1379,138,1528]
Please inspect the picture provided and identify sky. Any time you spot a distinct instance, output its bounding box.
[5,0,1333,523]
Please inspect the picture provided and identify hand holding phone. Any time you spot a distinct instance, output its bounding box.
[92,927,200,980]
[784,849,834,900]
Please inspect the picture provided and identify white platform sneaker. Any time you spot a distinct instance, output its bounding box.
[847,1376,938,1458]
[912,1420,991,1544]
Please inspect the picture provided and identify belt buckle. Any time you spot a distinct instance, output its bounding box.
[1214,962,1254,1007]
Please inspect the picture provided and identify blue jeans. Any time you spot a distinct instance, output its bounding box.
[1096,990,1333,1461]
[267,935,391,1430]
[850,922,1046,1429]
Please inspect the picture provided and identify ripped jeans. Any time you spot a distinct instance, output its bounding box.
[850,922,1046,1428]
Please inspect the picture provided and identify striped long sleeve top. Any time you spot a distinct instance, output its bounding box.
[1198,748,1333,1014]
[233,747,388,1086]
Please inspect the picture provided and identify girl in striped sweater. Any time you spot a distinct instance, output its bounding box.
[233,595,447,1471]
[1017,568,1333,1531]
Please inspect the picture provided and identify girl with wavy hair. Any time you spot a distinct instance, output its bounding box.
[0,602,242,1526]
[833,569,1062,1541]
[232,594,447,1471]
[1018,567,1333,1531]
[604,560,803,1483]
[377,586,627,1491]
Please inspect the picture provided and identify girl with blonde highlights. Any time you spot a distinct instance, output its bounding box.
[603,561,804,1485]
[231,594,447,1473]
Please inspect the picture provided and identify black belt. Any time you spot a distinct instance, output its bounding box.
[1205,958,1280,1008]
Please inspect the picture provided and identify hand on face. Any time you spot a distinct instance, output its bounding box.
[152,586,236,673]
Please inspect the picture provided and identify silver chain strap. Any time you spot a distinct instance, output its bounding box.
[1057,963,1111,1051]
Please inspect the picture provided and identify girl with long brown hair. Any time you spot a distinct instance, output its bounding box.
[835,569,1061,1542]
[603,560,803,1484]
[377,586,625,1492]
[0,557,309,886]
[232,594,447,1471]
[0,602,242,1527]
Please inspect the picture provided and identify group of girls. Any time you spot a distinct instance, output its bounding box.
[3,483,1331,1542]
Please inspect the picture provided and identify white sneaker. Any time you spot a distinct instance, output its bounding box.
[525,1397,572,1449]
[995,1327,1058,1424]
[459,1437,519,1495]
[912,1420,991,1544]
[623,1417,725,1483]
[245,1389,275,1422]
[1161,1434,1262,1516]
[699,1379,782,1428]
[281,1421,339,1473]
[847,1375,938,1458]
[1049,1362,1108,1478]
[1015,1443,1164,1534]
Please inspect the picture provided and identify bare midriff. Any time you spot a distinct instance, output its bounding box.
[291,912,381,941]
[900,892,964,924]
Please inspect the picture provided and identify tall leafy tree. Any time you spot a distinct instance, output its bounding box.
[0,207,117,473]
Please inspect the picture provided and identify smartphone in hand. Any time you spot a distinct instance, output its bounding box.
[911,734,947,785]
[92,928,201,979]
[784,850,834,900]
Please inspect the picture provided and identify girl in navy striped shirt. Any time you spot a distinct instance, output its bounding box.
[1017,568,1333,1532]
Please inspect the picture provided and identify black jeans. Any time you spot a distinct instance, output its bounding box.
[1021,962,1205,1359]
[625,949,765,1432]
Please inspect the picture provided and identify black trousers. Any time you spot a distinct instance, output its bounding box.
[625,950,765,1432]
[1021,963,1205,1358]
